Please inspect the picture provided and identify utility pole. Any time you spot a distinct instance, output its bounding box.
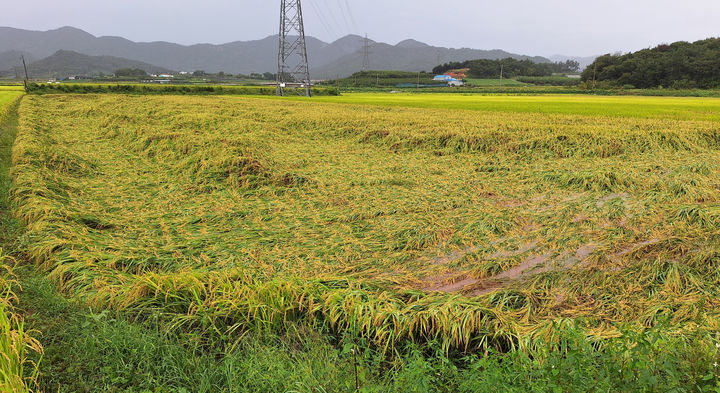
[499,63,504,87]
[417,71,420,90]
[277,0,312,97]
[376,73,379,88]
[592,63,597,91]
[21,55,29,91]
[361,34,371,72]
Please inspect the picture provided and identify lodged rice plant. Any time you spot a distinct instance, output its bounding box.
[9,93,720,354]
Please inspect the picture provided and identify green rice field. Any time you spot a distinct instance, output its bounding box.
[465,78,528,87]
[275,92,720,120]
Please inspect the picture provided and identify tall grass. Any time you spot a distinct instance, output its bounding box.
[0,251,41,393]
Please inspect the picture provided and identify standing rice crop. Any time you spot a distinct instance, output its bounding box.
[0,93,22,126]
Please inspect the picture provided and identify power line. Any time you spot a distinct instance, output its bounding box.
[307,0,358,40]
[336,0,351,31]
[320,0,343,34]
[343,0,358,32]
[307,0,335,38]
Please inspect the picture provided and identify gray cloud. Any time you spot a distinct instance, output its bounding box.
[2,0,719,56]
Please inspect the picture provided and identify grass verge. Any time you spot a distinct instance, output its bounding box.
[14,272,720,392]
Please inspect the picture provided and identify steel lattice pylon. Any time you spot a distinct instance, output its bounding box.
[361,34,371,72]
[277,0,312,97]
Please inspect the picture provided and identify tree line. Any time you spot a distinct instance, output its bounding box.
[582,38,720,89]
[114,69,278,81]
[432,58,579,78]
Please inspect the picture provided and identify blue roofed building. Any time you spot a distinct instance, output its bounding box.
[433,74,464,86]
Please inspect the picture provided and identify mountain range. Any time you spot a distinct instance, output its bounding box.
[0,26,592,78]
[24,50,172,77]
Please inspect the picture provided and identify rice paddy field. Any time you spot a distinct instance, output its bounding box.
[0,91,22,120]
[283,92,720,120]
[465,78,528,87]
[4,91,720,390]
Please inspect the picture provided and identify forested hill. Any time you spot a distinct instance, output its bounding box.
[581,38,720,89]
[432,58,579,78]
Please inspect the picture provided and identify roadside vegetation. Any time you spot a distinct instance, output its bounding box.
[15,279,720,393]
[24,83,340,96]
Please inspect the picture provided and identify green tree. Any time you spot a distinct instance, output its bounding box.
[583,38,720,88]
[433,58,553,78]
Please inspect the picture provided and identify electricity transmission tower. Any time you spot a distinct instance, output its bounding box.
[277,0,312,97]
[361,34,371,72]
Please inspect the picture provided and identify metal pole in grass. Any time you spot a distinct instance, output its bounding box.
[592,63,597,92]
[500,63,504,87]
[353,343,359,391]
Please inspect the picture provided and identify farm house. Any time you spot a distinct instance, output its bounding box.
[433,74,465,86]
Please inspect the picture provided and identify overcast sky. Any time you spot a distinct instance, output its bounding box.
[2,0,719,57]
